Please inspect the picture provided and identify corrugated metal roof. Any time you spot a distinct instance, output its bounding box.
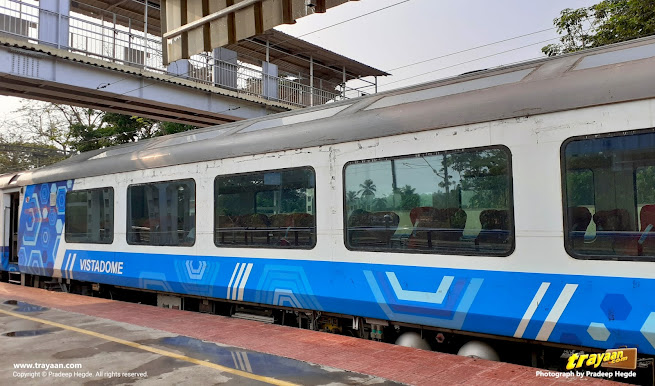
[227,29,389,84]
[71,0,162,36]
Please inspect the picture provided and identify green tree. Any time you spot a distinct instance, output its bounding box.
[358,179,377,210]
[358,179,377,198]
[14,101,199,154]
[397,185,421,210]
[450,150,509,209]
[70,113,159,152]
[157,122,198,136]
[15,101,100,155]
[346,190,360,210]
[637,167,655,204]
[543,0,655,56]
[372,197,389,211]
[0,133,64,174]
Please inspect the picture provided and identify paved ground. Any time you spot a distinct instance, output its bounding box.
[0,300,397,385]
[0,282,620,385]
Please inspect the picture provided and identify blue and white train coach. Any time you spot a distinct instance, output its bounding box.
[3,37,655,370]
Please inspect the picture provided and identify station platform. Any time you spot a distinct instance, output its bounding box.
[0,282,618,385]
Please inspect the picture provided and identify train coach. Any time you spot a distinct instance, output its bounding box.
[3,36,655,372]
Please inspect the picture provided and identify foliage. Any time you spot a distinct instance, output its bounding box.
[0,132,64,174]
[566,169,595,206]
[158,122,199,136]
[358,179,377,198]
[70,113,158,153]
[14,101,100,155]
[1,101,200,171]
[449,150,509,208]
[396,185,421,210]
[637,167,655,204]
[543,0,655,56]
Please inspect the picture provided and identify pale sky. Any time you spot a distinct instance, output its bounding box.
[0,0,597,128]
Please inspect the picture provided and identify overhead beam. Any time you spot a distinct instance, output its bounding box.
[0,86,231,127]
[0,79,233,126]
[162,0,355,64]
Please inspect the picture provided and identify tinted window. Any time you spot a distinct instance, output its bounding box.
[344,147,513,255]
[65,188,114,244]
[563,130,655,259]
[215,167,316,248]
[127,179,195,246]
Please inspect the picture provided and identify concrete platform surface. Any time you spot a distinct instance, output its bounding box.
[0,282,620,385]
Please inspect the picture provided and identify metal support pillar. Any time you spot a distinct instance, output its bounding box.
[213,47,238,89]
[144,0,148,68]
[310,56,314,107]
[342,66,346,99]
[38,0,70,48]
[112,13,117,62]
[262,61,278,100]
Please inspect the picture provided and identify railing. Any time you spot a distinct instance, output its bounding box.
[0,0,359,107]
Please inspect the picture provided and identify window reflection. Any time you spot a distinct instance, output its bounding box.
[344,147,513,255]
[127,179,196,246]
[65,188,114,244]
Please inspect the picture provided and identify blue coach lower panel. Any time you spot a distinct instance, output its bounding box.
[0,246,18,272]
[28,249,655,356]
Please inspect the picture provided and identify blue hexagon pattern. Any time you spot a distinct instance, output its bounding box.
[600,293,632,321]
[18,181,74,276]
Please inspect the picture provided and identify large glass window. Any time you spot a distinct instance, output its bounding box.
[563,130,655,260]
[215,167,316,248]
[127,179,195,246]
[65,188,114,244]
[344,147,513,255]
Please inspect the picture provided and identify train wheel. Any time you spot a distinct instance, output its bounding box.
[395,332,431,350]
[457,340,500,361]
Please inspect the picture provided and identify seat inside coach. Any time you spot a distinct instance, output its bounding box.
[567,206,592,250]
[216,213,315,247]
[476,209,511,250]
[347,209,400,247]
[639,205,655,256]
[407,207,466,249]
[346,205,513,254]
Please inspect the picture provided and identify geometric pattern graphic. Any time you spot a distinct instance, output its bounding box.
[600,294,632,321]
[364,270,482,330]
[587,322,611,341]
[18,181,73,276]
[254,265,322,310]
[173,259,220,296]
[641,312,655,350]
[386,272,453,304]
[228,263,253,301]
[512,283,578,342]
[138,272,174,293]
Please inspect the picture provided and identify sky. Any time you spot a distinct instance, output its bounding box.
[0,0,598,130]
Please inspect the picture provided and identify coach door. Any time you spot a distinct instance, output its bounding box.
[3,191,20,264]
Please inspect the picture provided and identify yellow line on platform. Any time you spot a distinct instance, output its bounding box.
[0,308,299,386]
